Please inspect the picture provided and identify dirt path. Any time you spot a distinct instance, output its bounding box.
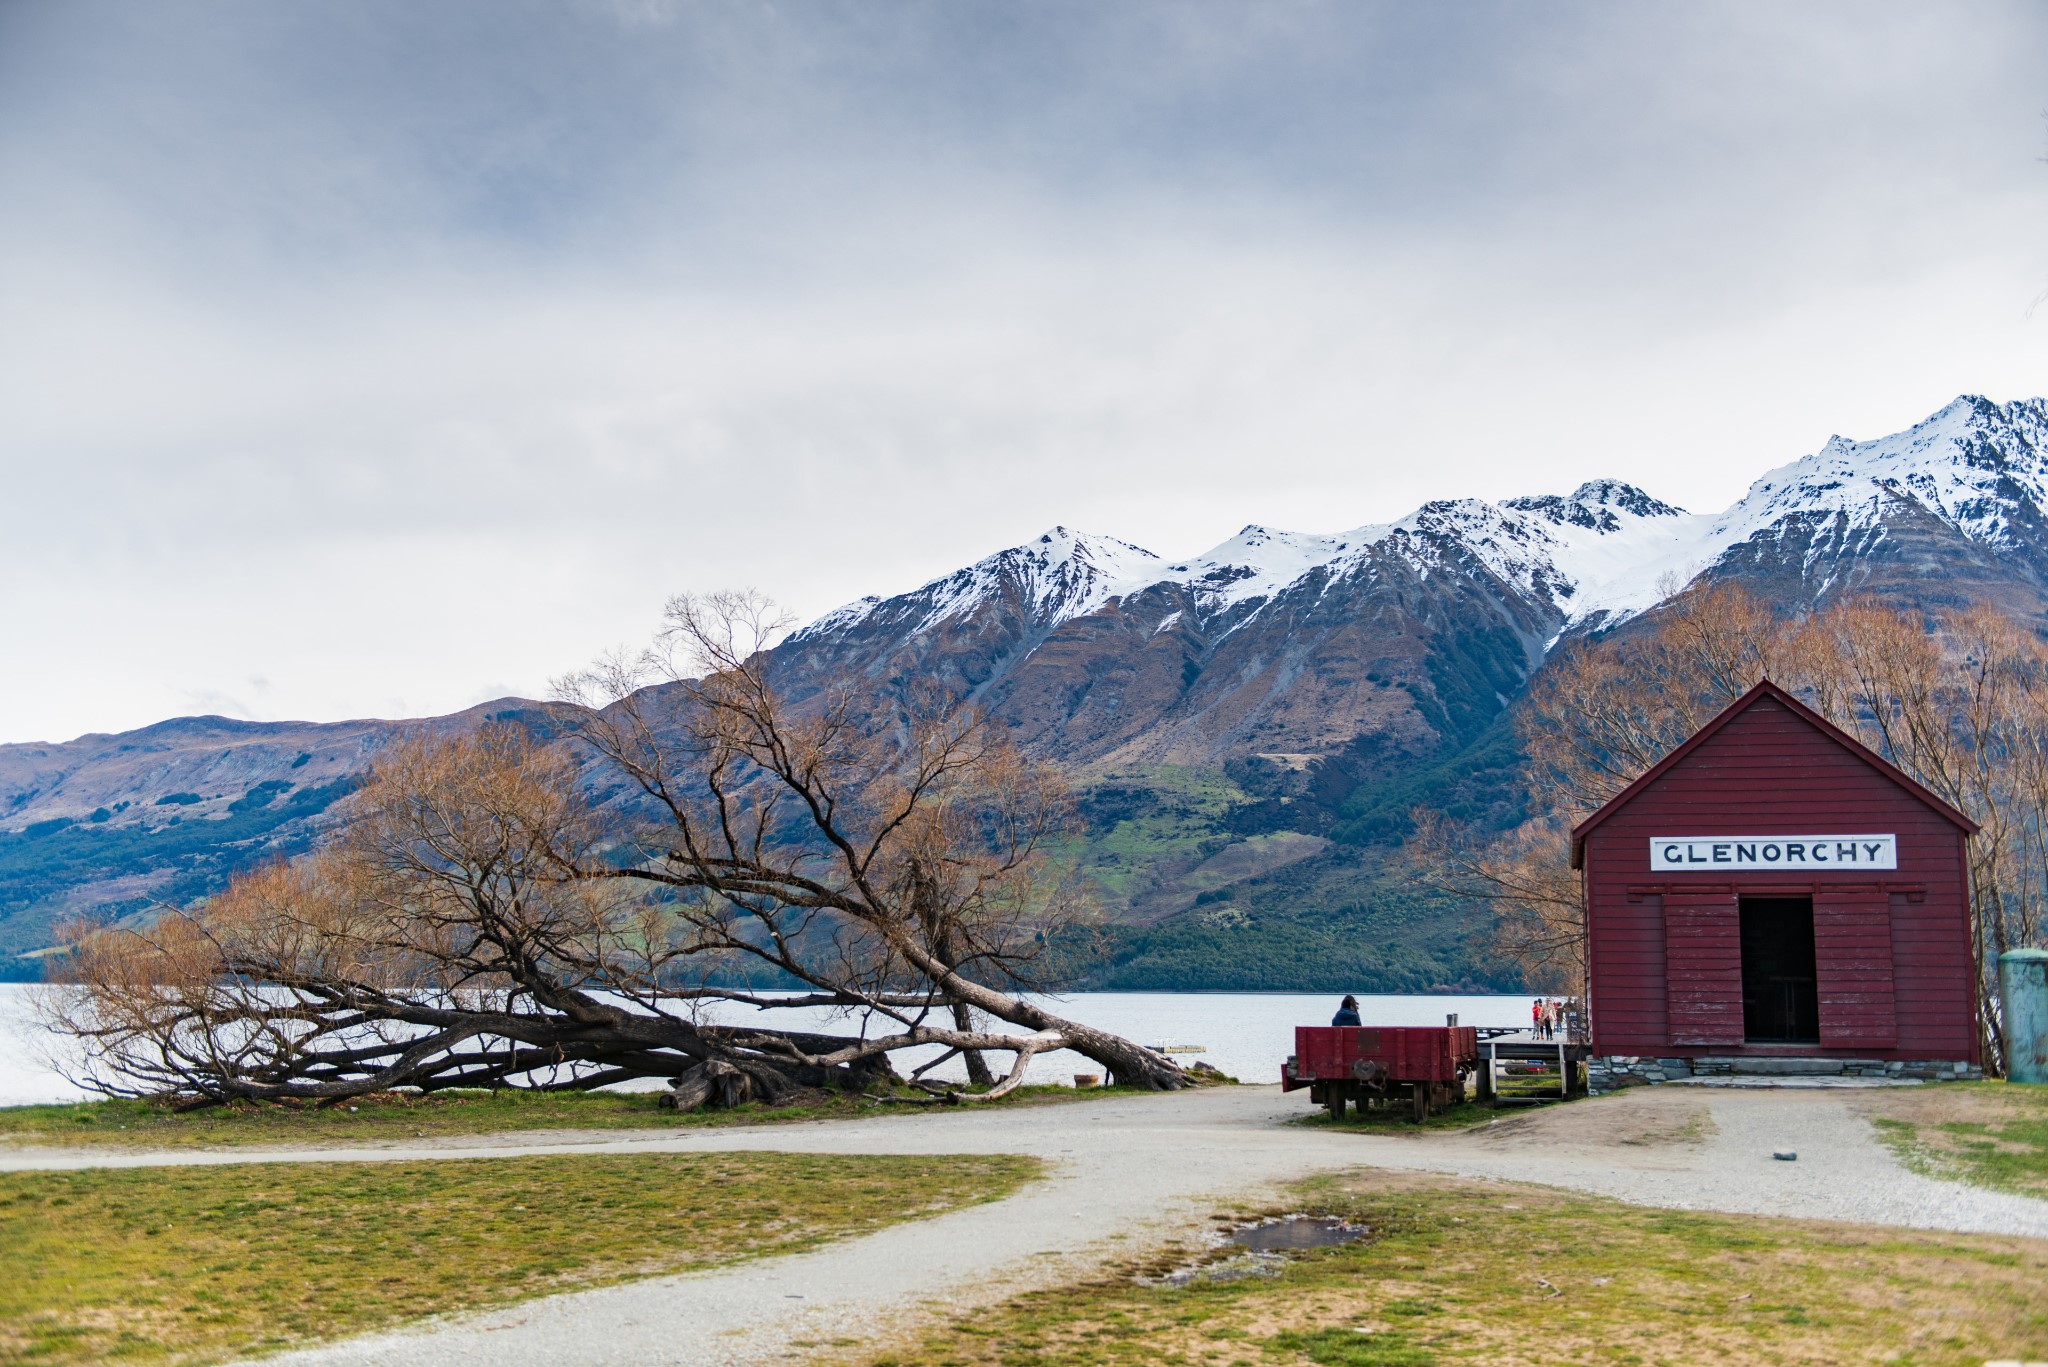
[253,1087,1361,1367]
[8,1085,2045,1366]
[1381,1084,2048,1236]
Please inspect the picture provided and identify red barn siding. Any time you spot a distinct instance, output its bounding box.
[1578,686,1977,1063]
[1664,894,1743,1046]
[1813,892,1896,1048]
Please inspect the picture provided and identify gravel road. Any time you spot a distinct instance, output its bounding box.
[7,1084,2044,1366]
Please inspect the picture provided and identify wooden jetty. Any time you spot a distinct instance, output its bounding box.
[1472,1028,1590,1104]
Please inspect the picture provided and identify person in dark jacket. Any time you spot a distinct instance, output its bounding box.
[1331,995,1362,1027]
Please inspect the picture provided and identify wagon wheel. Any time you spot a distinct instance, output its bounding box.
[1412,1083,1430,1123]
[1326,1089,1346,1122]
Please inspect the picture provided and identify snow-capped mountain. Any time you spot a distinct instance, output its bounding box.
[772,395,2048,766]
[794,482,1688,658]
[795,526,1165,643]
[769,477,1694,766]
[1557,394,2048,625]
[7,394,2048,972]
[15,393,2047,807]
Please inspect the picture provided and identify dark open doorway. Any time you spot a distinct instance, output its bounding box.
[1740,896,1818,1043]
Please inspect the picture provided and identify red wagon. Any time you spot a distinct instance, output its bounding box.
[1281,1025,1479,1121]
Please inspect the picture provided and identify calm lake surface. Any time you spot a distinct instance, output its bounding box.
[0,983,1538,1106]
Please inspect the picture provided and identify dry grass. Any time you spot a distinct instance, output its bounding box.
[0,1082,1141,1151]
[1292,1089,1717,1148]
[1860,1081,2048,1198]
[0,1149,1039,1366]
[1456,1088,1715,1151]
[864,1169,2048,1366]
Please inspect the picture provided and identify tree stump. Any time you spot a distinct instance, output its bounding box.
[658,1059,753,1112]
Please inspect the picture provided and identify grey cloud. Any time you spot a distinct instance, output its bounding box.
[2,1,2046,742]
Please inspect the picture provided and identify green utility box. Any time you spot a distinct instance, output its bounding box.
[2000,948,2048,1084]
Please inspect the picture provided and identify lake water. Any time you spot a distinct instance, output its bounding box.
[0,983,1538,1106]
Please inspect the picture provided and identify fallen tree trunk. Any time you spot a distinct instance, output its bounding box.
[43,656,1197,1107]
[42,966,1170,1109]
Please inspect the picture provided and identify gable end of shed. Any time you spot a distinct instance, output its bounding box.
[1569,680,1976,868]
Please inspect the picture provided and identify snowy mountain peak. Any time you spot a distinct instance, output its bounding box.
[1019,525,1160,572]
[934,525,1162,625]
[1503,481,1684,533]
[1551,395,2048,629]
[1718,394,2048,552]
[792,527,1163,642]
[1161,521,1389,613]
[1005,527,1163,609]
[1569,479,1685,519]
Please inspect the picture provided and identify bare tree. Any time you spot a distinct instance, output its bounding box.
[44,594,1188,1108]
[1520,582,1788,824]
[555,590,1186,1094]
[1793,599,2048,1065]
[1409,812,1584,995]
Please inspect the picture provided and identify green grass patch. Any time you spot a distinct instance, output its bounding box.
[866,1169,2048,1366]
[0,1149,1038,1366]
[1288,1097,1559,1134]
[1869,1081,2048,1198]
[0,1083,1143,1151]
[1065,766,1253,903]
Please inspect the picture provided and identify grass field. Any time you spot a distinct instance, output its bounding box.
[864,1169,2048,1366]
[0,1082,1142,1150]
[1867,1080,2048,1198]
[0,1149,1039,1366]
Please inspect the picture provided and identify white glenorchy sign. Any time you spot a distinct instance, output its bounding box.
[1648,834,1897,872]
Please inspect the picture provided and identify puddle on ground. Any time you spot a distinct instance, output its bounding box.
[1139,1216,1369,1288]
[1228,1215,1370,1252]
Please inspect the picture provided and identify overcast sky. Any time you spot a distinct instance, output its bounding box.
[3,1,2046,744]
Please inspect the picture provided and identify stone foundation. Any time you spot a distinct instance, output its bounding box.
[1586,1054,1981,1094]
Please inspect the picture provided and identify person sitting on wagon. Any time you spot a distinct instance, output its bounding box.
[1331,995,1362,1027]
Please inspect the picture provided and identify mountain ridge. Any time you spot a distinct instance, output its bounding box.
[7,393,2048,983]
[773,394,2048,772]
[800,394,2048,653]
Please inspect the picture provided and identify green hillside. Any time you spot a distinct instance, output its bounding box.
[1061,728,1531,992]
[0,722,1532,992]
[0,778,357,979]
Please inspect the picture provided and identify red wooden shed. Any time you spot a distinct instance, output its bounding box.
[1571,680,1983,1088]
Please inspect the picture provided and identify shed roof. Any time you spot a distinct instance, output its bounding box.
[1568,679,1978,868]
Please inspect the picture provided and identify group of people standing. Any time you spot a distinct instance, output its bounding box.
[1531,996,1577,1039]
